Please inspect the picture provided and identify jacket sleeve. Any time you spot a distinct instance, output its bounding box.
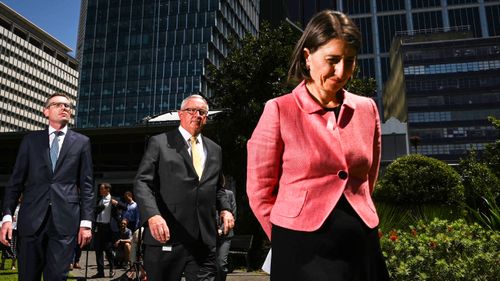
[134,135,162,225]
[246,100,283,239]
[79,137,95,222]
[2,135,29,218]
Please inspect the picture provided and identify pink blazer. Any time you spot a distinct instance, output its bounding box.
[247,81,381,239]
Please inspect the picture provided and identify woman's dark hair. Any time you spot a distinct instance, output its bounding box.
[288,10,362,82]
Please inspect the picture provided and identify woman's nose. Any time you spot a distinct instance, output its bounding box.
[335,60,348,77]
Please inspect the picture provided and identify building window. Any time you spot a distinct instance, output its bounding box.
[378,14,407,53]
[412,11,443,31]
[376,0,405,12]
[486,5,500,37]
[343,0,371,14]
[448,7,482,37]
[352,17,373,54]
[410,0,441,9]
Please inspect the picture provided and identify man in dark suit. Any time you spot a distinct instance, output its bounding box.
[216,181,237,281]
[134,94,235,281]
[0,93,94,281]
[92,182,124,278]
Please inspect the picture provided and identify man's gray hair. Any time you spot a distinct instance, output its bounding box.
[180,94,209,111]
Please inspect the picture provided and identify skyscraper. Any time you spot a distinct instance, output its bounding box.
[0,3,79,132]
[384,30,500,162]
[76,0,259,128]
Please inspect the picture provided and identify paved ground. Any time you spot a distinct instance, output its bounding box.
[69,250,270,281]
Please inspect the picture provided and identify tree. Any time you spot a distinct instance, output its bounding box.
[345,72,377,97]
[206,22,300,268]
[207,22,299,188]
[409,135,421,153]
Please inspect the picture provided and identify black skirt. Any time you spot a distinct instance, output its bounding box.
[271,195,390,281]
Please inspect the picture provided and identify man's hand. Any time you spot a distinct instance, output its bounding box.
[0,221,12,246]
[220,210,235,235]
[148,215,170,243]
[78,227,92,248]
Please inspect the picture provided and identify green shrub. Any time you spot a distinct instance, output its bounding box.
[380,218,500,281]
[458,152,500,208]
[374,154,464,205]
[376,202,461,231]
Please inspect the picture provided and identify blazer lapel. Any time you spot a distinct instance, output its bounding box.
[40,129,53,174]
[54,129,76,172]
[199,136,213,182]
[168,130,198,178]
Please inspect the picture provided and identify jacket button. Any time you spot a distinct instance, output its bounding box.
[337,170,348,180]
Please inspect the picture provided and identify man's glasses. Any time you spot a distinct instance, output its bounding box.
[182,108,208,116]
[48,102,73,109]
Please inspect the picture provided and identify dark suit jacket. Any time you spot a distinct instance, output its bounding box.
[217,189,236,239]
[2,129,95,236]
[134,129,230,247]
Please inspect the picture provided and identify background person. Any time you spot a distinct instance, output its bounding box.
[92,182,124,278]
[216,177,237,281]
[114,218,133,268]
[121,191,140,232]
[134,94,235,281]
[0,93,94,281]
[247,10,389,281]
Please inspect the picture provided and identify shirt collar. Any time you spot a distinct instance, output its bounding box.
[292,80,357,114]
[178,126,202,144]
[48,125,68,136]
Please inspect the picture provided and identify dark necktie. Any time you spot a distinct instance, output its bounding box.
[50,131,63,171]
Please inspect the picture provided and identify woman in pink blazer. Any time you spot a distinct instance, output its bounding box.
[247,10,389,281]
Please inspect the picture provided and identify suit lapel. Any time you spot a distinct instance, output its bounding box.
[54,129,76,172]
[168,130,198,178]
[200,136,213,182]
[40,129,53,174]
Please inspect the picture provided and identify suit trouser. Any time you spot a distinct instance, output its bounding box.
[143,240,217,281]
[18,206,76,281]
[215,237,231,281]
[93,222,114,274]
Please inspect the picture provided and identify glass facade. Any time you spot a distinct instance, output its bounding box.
[76,0,259,128]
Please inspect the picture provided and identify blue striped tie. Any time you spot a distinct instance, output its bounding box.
[50,131,62,171]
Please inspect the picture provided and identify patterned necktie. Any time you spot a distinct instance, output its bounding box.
[50,131,62,171]
[190,136,203,179]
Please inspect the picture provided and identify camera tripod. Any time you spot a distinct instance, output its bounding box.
[122,227,146,281]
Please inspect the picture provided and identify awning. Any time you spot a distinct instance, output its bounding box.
[147,110,223,122]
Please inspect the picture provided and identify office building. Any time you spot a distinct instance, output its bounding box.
[0,2,79,132]
[383,30,500,163]
[261,0,500,110]
[76,0,259,128]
